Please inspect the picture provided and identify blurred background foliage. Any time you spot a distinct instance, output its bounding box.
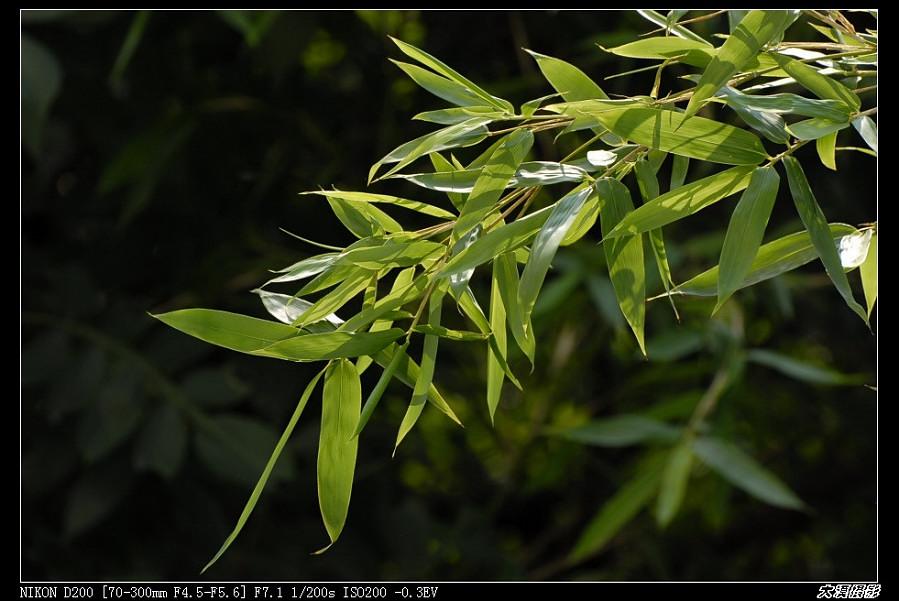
[21,10,876,581]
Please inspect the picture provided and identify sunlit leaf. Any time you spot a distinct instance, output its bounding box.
[692,436,805,510]
[717,86,853,121]
[597,178,646,355]
[786,117,850,140]
[256,328,404,362]
[254,290,343,332]
[392,60,497,109]
[519,186,593,325]
[351,341,409,440]
[852,115,877,154]
[316,359,361,552]
[770,52,861,111]
[527,49,608,100]
[667,223,857,297]
[592,107,768,165]
[305,189,456,220]
[605,165,755,238]
[686,11,794,118]
[201,368,324,573]
[636,10,713,45]
[783,156,868,324]
[859,229,877,318]
[495,251,535,366]
[715,166,779,313]
[153,309,301,354]
[816,130,838,170]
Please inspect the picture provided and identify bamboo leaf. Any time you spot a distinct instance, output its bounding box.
[337,238,445,271]
[592,107,768,165]
[453,128,534,240]
[783,156,868,324]
[391,37,514,113]
[859,229,877,318]
[746,349,866,386]
[605,36,714,67]
[655,442,694,528]
[254,290,343,332]
[569,454,665,563]
[667,223,858,297]
[256,328,404,362]
[550,414,681,447]
[692,436,805,510]
[351,341,410,440]
[636,10,714,45]
[816,130,838,170]
[519,186,593,324]
[487,264,507,423]
[527,49,608,100]
[395,284,446,453]
[292,268,372,328]
[264,252,339,285]
[201,368,324,573]
[634,159,678,314]
[316,359,361,552]
[715,166,779,312]
[685,10,794,118]
[786,117,850,141]
[852,115,877,154]
[339,273,431,334]
[305,189,456,220]
[495,251,535,366]
[606,165,755,238]
[152,309,301,354]
[392,60,495,109]
[373,342,461,426]
[598,178,646,355]
[718,86,853,122]
[770,52,861,111]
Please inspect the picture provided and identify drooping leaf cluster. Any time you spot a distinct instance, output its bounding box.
[152,9,877,569]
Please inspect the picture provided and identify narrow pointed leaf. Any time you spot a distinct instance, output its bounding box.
[201,368,325,573]
[786,117,850,141]
[519,186,593,324]
[746,349,866,386]
[656,442,694,528]
[487,265,508,423]
[852,115,877,153]
[392,60,494,109]
[153,309,301,354]
[783,156,867,324]
[569,455,666,563]
[256,328,404,362]
[305,190,456,220]
[634,159,678,313]
[693,436,805,510]
[816,131,838,170]
[718,86,853,122]
[338,239,444,271]
[606,165,755,238]
[453,129,534,240]
[254,290,343,331]
[351,341,410,440]
[715,166,779,312]
[265,252,338,285]
[550,414,681,447]
[667,223,858,297]
[339,273,431,334]
[685,10,794,118]
[859,229,877,318]
[598,178,646,355]
[391,37,514,113]
[606,36,714,65]
[527,49,608,100]
[293,268,372,328]
[636,10,713,45]
[316,359,361,551]
[770,52,861,111]
[395,285,446,452]
[495,251,535,366]
[593,107,767,165]
[373,342,461,426]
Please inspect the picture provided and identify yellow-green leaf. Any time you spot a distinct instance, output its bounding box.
[592,107,768,165]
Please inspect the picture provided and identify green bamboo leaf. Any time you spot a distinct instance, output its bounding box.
[527,49,608,100]
[783,156,868,324]
[852,115,877,154]
[495,251,535,366]
[369,117,491,182]
[666,223,858,297]
[414,106,506,125]
[339,273,431,334]
[391,37,514,113]
[487,265,508,423]
[519,186,593,324]
[316,359,361,552]
[593,107,768,165]
[605,36,714,67]
[254,290,343,332]
[719,98,791,144]
[453,129,534,240]
[411,324,488,341]
[152,309,301,354]
[692,436,805,510]
[786,117,850,141]
[292,268,372,328]
[560,191,602,246]
[326,196,389,238]
[264,252,339,285]
[373,342,461,426]
[569,454,665,563]
[718,86,853,122]
[746,349,866,386]
[816,130,838,170]
[395,284,446,453]
[201,368,324,573]
[439,203,555,279]
[256,328,404,362]
[598,178,646,355]
[606,165,755,238]
[685,10,794,118]
[392,60,495,109]
[636,10,714,45]
[351,341,410,440]
[550,414,681,447]
[634,159,678,314]
[715,166,779,313]
[770,52,861,111]
[305,189,456,220]
[860,229,877,318]
[337,238,445,271]
[656,442,694,528]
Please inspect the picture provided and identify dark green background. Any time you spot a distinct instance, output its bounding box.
[21,10,877,582]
